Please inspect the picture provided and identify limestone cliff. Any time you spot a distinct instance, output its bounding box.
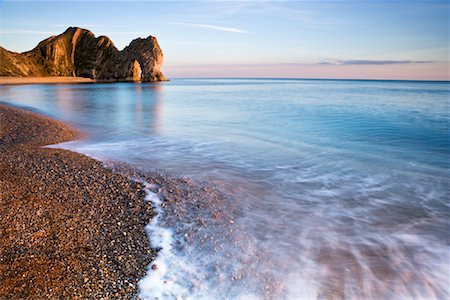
[0,27,167,82]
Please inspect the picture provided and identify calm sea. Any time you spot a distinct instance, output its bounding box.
[1,78,449,299]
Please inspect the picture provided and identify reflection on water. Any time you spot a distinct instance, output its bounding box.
[131,83,164,135]
[0,82,164,140]
[1,79,449,299]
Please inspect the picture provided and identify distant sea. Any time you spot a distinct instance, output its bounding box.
[2,78,449,299]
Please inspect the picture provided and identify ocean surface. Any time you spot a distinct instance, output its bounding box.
[1,78,449,299]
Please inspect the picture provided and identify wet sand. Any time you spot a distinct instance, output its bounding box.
[0,104,157,298]
[0,77,94,85]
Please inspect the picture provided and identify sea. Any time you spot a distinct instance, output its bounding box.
[1,78,449,299]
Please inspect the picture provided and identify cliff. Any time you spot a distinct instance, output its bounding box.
[0,27,167,82]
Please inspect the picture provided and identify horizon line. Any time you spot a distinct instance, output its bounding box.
[164,76,450,83]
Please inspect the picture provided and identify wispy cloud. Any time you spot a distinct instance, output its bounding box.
[340,59,432,65]
[171,22,248,34]
[54,24,99,28]
[319,59,434,65]
[166,60,438,68]
[54,24,128,28]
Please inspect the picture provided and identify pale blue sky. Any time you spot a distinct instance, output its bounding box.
[0,0,448,79]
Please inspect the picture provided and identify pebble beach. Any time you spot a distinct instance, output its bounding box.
[0,104,157,299]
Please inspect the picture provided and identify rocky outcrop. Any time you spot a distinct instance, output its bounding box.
[0,27,167,82]
[121,36,166,82]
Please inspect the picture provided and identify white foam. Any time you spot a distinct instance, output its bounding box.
[138,183,268,300]
[139,183,201,300]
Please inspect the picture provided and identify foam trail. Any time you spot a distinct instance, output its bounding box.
[138,183,199,300]
[137,181,265,300]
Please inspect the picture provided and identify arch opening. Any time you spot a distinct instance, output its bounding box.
[130,60,142,81]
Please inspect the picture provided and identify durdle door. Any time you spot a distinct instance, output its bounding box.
[0,27,167,82]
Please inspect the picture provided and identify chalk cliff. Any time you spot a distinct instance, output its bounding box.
[0,27,167,82]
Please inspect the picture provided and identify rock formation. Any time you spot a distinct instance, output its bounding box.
[0,27,167,82]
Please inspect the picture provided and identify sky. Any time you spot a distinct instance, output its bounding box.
[0,0,448,80]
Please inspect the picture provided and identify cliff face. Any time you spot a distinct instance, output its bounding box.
[121,36,166,82]
[0,27,167,82]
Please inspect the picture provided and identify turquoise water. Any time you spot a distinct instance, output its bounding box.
[1,79,449,299]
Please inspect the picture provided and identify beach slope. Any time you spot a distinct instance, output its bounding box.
[0,104,156,298]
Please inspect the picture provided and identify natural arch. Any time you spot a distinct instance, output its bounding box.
[130,60,142,81]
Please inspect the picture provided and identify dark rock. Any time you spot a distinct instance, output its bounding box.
[0,27,167,82]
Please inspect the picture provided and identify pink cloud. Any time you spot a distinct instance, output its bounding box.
[163,62,449,81]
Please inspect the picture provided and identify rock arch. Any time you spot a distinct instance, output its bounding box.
[128,59,142,81]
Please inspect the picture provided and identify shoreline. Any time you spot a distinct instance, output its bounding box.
[0,104,157,298]
[0,76,95,85]
[0,77,169,85]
